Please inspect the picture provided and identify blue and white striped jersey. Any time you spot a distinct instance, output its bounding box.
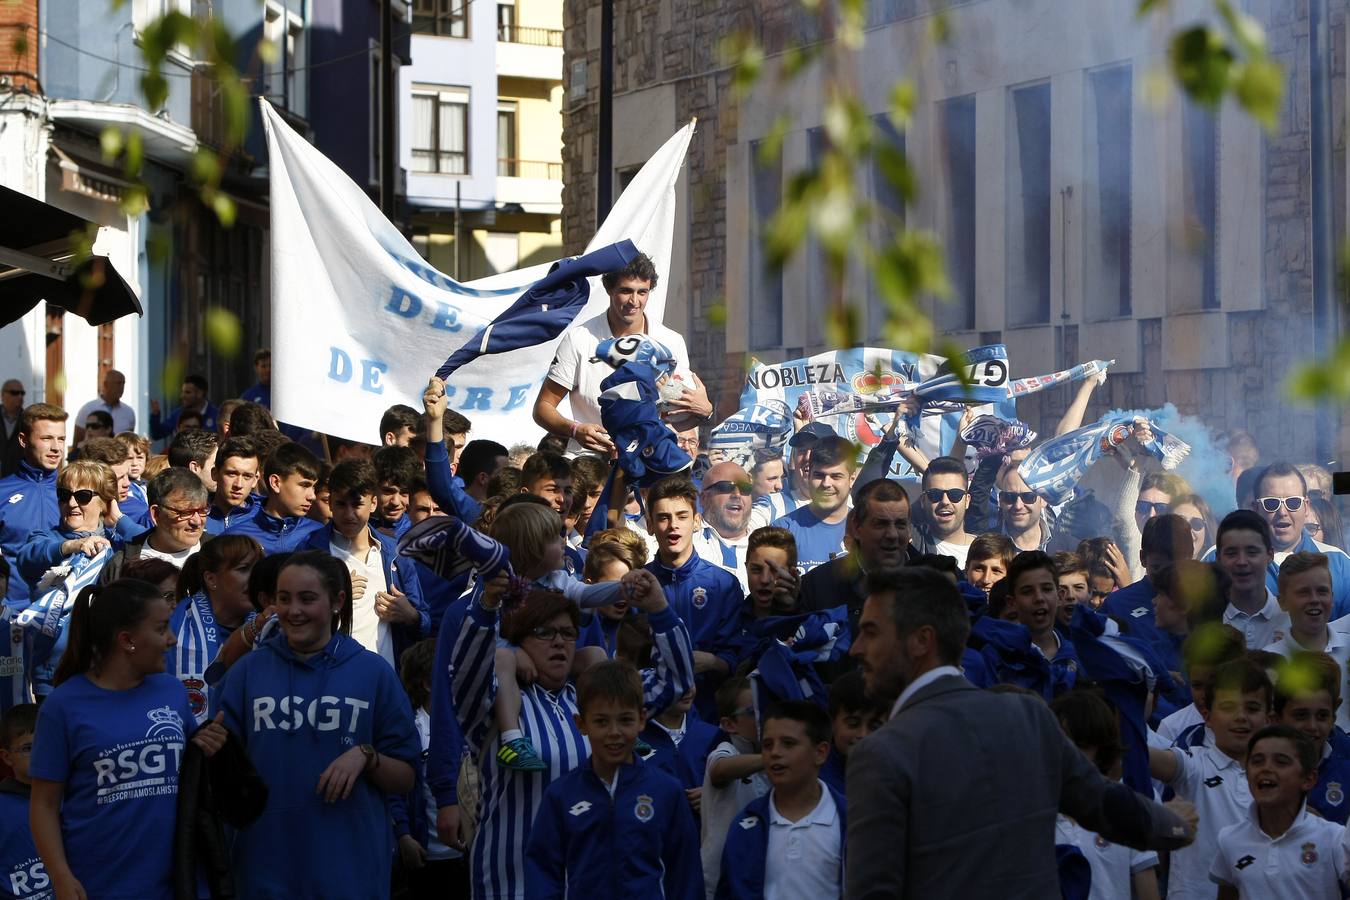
[448,599,694,900]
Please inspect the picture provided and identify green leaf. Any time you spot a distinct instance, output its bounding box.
[1136,0,1168,17]
[140,71,169,112]
[99,126,123,163]
[122,131,144,178]
[1232,57,1283,131]
[204,306,243,356]
[876,144,916,203]
[1169,26,1233,107]
[209,192,237,228]
[889,81,916,129]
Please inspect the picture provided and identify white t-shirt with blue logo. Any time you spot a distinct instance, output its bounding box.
[30,673,194,900]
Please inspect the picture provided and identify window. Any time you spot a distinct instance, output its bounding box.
[939,94,976,332]
[134,0,193,55]
[497,101,518,176]
[413,0,467,38]
[1006,82,1052,327]
[1177,100,1219,311]
[749,139,783,350]
[264,3,306,116]
[411,87,469,175]
[497,0,516,42]
[869,112,906,338]
[1084,65,1133,320]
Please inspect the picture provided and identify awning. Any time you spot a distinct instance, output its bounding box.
[0,183,143,327]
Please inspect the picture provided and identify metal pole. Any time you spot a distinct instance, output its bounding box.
[380,0,397,219]
[455,180,462,280]
[596,0,613,226]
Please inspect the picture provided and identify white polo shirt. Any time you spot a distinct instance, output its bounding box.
[692,525,749,593]
[75,397,136,435]
[1210,801,1346,898]
[764,783,842,900]
[330,535,393,667]
[547,313,693,453]
[1164,744,1253,900]
[1223,589,1289,649]
[1055,814,1158,900]
[1156,703,1204,747]
[1266,627,1350,732]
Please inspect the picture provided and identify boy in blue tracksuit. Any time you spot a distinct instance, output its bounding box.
[224,442,324,554]
[717,700,846,900]
[639,686,720,821]
[0,406,65,606]
[525,659,702,900]
[0,704,46,899]
[644,478,745,720]
[304,460,430,668]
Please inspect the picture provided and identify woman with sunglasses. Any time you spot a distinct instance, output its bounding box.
[1307,496,1345,551]
[1170,493,1218,559]
[210,551,421,900]
[446,568,693,900]
[12,461,145,698]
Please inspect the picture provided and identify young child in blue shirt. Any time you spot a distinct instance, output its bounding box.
[640,685,720,820]
[524,659,702,900]
[717,700,846,900]
[820,671,887,797]
[0,704,45,900]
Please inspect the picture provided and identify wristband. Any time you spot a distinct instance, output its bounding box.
[570,421,580,439]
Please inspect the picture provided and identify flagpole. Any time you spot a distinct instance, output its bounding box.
[597,0,614,226]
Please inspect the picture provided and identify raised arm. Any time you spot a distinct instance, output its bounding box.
[422,378,482,522]
[448,574,510,753]
[623,569,695,711]
[1055,370,1106,436]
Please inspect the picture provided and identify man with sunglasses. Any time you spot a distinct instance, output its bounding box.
[0,404,66,605]
[99,468,211,583]
[693,462,755,591]
[1246,463,1350,619]
[912,456,974,568]
[995,458,1055,552]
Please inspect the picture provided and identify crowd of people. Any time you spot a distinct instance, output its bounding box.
[0,253,1348,899]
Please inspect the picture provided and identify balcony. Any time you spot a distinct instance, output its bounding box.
[497,24,562,47]
[496,158,562,214]
[496,22,563,81]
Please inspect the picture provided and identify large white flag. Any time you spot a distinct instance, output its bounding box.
[261,100,693,447]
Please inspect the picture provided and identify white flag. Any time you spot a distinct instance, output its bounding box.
[261,100,693,447]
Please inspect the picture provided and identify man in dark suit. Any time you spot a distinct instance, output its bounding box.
[0,379,24,478]
[845,567,1196,900]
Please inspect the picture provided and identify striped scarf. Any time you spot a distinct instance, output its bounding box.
[1019,414,1191,506]
[170,591,231,724]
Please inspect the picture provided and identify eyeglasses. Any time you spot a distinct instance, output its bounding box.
[156,503,209,523]
[57,488,98,506]
[529,625,579,642]
[999,491,1039,506]
[1258,496,1305,513]
[1307,522,1324,536]
[730,706,755,718]
[1135,501,1170,518]
[706,480,752,495]
[1186,517,1207,532]
[924,488,968,504]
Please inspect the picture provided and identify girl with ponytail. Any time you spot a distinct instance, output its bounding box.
[29,578,226,900]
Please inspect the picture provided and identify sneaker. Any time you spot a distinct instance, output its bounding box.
[497,736,547,771]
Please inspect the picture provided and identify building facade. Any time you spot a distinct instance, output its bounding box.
[402,0,565,281]
[561,0,1347,464]
[0,0,321,431]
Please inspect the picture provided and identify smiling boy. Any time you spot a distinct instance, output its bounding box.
[524,660,701,900]
[1209,725,1345,900]
[1267,553,1350,732]
[1148,658,1273,900]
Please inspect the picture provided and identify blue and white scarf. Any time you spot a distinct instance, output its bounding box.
[15,546,113,697]
[172,590,232,724]
[1018,414,1191,507]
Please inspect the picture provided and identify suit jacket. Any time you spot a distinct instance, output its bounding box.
[844,674,1190,900]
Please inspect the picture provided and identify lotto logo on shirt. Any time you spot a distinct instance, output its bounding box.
[251,694,371,733]
[92,707,187,806]
[7,856,49,898]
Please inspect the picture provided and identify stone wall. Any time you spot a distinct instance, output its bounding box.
[563,0,1346,466]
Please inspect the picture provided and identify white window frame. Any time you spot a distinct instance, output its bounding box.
[410,85,470,176]
[264,2,307,117]
[132,0,195,63]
